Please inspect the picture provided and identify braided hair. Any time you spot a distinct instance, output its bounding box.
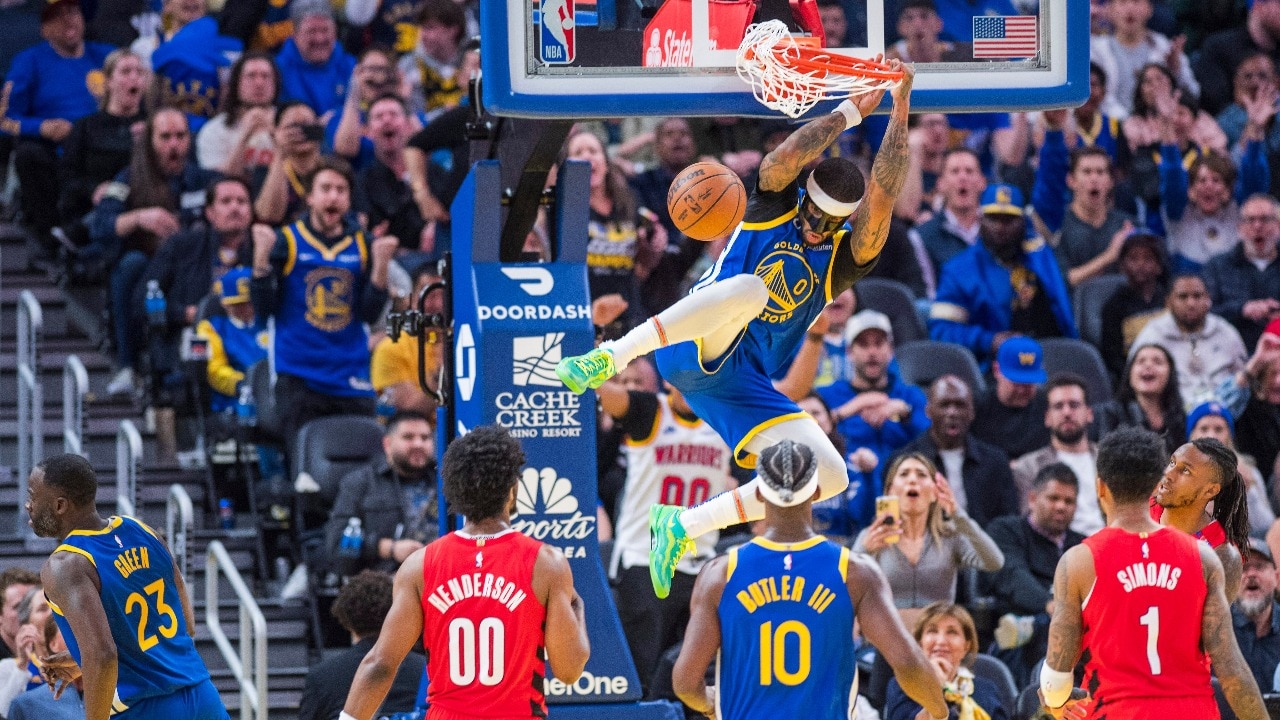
[757,440,817,505]
[1191,438,1250,551]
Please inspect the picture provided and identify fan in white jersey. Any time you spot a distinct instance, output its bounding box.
[598,377,738,695]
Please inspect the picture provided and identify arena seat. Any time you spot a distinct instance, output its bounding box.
[858,277,927,345]
[894,340,986,396]
[1039,337,1113,404]
[1072,274,1125,349]
[971,653,1019,716]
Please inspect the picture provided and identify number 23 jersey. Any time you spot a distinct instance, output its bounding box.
[51,516,209,710]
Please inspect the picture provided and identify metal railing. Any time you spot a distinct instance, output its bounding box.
[206,541,267,720]
[116,420,142,516]
[16,290,43,536]
[63,355,88,456]
[166,484,194,585]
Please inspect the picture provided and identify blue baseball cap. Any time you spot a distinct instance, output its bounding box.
[219,267,252,305]
[995,336,1046,385]
[1186,401,1235,439]
[980,184,1025,217]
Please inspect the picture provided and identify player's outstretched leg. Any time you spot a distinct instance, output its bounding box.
[647,415,846,596]
[556,274,769,395]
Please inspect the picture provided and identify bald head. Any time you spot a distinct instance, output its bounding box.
[927,375,974,449]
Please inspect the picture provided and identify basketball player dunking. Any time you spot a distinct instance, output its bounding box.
[557,62,916,600]
[1041,427,1265,720]
[340,426,590,720]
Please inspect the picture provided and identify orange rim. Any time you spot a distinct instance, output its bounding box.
[771,47,904,81]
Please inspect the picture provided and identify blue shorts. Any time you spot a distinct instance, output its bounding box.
[120,678,229,720]
[655,338,805,469]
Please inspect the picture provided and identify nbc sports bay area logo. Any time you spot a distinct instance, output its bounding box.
[512,467,596,558]
[503,334,583,439]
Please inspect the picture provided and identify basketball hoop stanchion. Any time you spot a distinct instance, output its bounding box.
[736,19,903,118]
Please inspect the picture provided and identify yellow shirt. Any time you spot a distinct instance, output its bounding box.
[370,332,442,392]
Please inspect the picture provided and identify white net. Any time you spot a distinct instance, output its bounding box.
[735,20,901,118]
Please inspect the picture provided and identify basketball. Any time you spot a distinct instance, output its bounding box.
[667,161,747,241]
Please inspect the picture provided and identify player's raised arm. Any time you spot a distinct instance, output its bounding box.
[849,63,915,267]
[42,552,117,720]
[1198,543,1267,719]
[537,544,590,682]
[756,77,890,192]
[342,549,427,720]
[672,555,729,718]
[845,553,948,720]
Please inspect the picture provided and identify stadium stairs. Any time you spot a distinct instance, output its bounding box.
[0,223,314,717]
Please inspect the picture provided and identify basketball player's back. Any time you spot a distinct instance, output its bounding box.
[1081,526,1216,718]
[420,529,548,720]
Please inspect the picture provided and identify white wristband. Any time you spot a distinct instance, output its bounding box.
[1039,664,1074,709]
[339,712,360,720]
[833,99,863,130]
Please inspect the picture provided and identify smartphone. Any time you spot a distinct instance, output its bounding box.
[875,495,901,544]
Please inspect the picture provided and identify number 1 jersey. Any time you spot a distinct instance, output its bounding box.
[1080,527,1214,717]
[420,529,548,719]
[51,516,209,711]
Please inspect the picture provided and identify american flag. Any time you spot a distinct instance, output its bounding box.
[972,15,1038,59]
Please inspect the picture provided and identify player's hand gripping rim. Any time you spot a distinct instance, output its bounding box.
[1039,687,1089,719]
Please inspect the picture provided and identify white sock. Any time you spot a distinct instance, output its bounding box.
[604,274,769,370]
[682,484,766,538]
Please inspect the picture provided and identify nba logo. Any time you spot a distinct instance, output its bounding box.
[540,0,575,64]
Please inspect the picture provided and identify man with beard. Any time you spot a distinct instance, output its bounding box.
[1012,374,1103,535]
[26,454,227,720]
[1152,438,1249,602]
[982,463,1083,687]
[817,310,930,530]
[251,157,398,462]
[1232,538,1280,693]
[323,412,438,577]
[929,184,1077,368]
[84,108,220,397]
[893,374,1018,527]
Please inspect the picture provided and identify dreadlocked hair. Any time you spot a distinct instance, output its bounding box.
[1192,438,1250,551]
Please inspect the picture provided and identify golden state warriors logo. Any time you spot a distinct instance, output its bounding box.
[755,250,816,324]
[304,267,354,332]
[85,70,105,99]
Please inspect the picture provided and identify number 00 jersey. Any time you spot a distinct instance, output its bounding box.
[613,393,734,576]
[420,529,548,719]
[50,516,209,712]
[1080,527,1215,718]
[717,537,857,720]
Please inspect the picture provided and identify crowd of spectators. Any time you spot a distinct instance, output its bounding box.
[11,0,1280,716]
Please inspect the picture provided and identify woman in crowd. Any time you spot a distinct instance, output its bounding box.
[1123,63,1226,153]
[1186,401,1276,536]
[562,128,668,330]
[58,49,149,268]
[853,453,1003,630]
[1094,343,1187,454]
[883,602,1010,720]
[254,101,324,224]
[195,51,281,177]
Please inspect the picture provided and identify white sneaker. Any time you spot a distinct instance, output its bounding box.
[995,613,1036,650]
[106,368,136,397]
[280,563,309,600]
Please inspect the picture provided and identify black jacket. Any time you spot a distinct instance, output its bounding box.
[298,636,425,720]
[1203,244,1280,350]
[981,514,1085,616]
[324,458,438,576]
[894,432,1020,528]
[133,225,250,329]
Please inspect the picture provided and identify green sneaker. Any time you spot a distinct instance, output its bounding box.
[649,504,694,599]
[555,347,617,394]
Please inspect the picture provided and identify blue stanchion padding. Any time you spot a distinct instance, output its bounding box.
[443,159,657,707]
[551,700,685,719]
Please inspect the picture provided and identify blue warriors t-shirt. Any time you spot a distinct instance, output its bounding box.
[274,220,375,397]
[692,178,872,378]
[718,537,858,720]
[50,516,208,712]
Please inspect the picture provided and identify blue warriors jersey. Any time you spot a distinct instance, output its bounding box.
[274,220,375,397]
[718,537,857,720]
[50,516,209,712]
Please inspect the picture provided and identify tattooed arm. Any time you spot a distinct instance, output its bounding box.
[1199,543,1267,720]
[849,63,915,266]
[1044,544,1090,675]
[756,67,893,192]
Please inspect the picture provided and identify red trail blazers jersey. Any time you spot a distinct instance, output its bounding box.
[420,529,548,719]
[1080,526,1216,719]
